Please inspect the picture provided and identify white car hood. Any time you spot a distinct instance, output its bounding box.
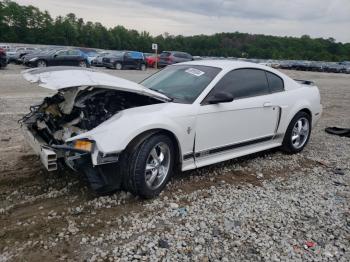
[21,66,170,102]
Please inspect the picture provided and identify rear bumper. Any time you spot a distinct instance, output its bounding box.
[0,57,7,67]
[313,105,323,127]
[22,125,58,171]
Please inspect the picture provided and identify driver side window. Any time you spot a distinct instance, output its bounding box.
[55,50,67,56]
[207,68,270,101]
[67,50,79,56]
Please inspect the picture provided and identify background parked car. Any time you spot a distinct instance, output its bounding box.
[6,47,38,64]
[22,48,61,65]
[0,48,7,69]
[144,53,159,68]
[158,51,193,67]
[15,48,39,64]
[77,48,98,65]
[0,44,11,51]
[91,52,111,67]
[102,51,146,70]
[24,49,89,68]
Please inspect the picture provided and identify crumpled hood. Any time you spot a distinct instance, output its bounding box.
[22,66,171,102]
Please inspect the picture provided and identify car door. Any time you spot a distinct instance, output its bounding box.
[66,50,82,66]
[183,53,193,62]
[123,52,134,68]
[194,68,280,166]
[174,52,186,63]
[52,50,70,66]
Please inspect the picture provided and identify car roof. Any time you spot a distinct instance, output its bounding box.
[178,60,270,71]
[162,51,189,54]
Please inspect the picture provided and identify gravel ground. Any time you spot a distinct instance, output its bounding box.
[0,64,349,261]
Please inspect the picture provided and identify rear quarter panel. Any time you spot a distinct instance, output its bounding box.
[277,83,322,136]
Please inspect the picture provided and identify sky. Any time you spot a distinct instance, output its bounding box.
[15,0,350,42]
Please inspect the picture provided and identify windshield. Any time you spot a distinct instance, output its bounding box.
[140,65,221,103]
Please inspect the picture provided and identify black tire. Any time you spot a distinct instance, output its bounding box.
[140,64,146,71]
[37,60,47,67]
[281,111,311,154]
[120,134,175,198]
[115,62,123,70]
[78,60,87,67]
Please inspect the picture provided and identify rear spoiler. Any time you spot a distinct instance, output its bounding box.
[294,79,315,86]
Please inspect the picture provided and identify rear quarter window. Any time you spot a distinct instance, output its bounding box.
[160,52,171,57]
[266,72,284,93]
[130,52,143,59]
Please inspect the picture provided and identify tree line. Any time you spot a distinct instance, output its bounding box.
[1,0,349,61]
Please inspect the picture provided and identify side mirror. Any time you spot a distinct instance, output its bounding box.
[53,54,58,58]
[207,92,234,104]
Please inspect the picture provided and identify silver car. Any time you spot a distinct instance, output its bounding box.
[158,51,193,67]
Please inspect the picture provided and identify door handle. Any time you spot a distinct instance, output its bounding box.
[263,102,272,107]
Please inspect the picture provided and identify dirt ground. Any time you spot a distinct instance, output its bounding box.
[0,64,349,261]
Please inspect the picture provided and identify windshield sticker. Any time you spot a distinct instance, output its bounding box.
[185,68,205,77]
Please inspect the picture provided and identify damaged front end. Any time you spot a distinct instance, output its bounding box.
[20,67,168,193]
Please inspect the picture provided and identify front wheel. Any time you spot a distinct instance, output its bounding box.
[121,134,175,198]
[281,111,311,154]
[37,60,47,67]
[115,62,122,70]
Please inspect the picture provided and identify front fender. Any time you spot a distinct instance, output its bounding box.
[66,104,196,164]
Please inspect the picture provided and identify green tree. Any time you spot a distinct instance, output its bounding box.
[0,0,349,61]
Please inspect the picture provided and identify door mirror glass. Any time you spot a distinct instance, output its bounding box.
[207,91,234,104]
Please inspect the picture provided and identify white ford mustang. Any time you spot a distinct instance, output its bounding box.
[21,61,322,197]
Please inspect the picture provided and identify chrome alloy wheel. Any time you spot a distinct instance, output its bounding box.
[291,117,310,149]
[144,142,171,190]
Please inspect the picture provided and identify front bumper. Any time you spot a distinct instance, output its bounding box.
[22,125,58,171]
[22,125,119,172]
[103,62,115,68]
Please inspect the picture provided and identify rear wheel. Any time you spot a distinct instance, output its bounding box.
[37,60,47,67]
[281,111,311,153]
[140,64,146,71]
[79,61,87,67]
[121,134,175,198]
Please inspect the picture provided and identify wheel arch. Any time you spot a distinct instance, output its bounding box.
[288,107,313,130]
[299,108,312,123]
[124,128,183,167]
[36,59,47,65]
[280,106,313,140]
